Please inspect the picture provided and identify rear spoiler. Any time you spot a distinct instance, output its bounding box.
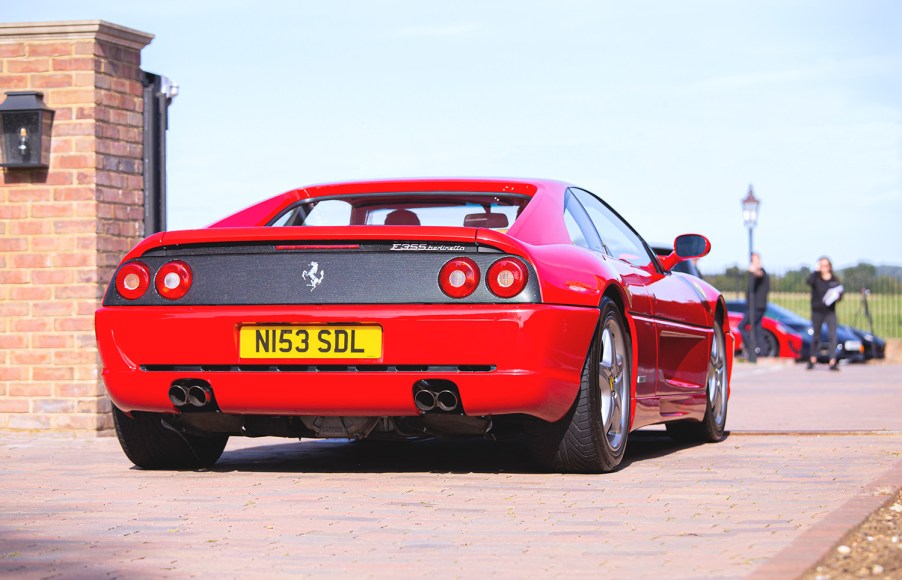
[121,226,534,263]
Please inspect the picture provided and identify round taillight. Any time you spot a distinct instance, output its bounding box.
[487,258,528,298]
[115,261,151,300]
[155,260,193,300]
[439,257,480,299]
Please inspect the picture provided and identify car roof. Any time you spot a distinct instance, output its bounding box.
[207,177,576,234]
[287,178,573,201]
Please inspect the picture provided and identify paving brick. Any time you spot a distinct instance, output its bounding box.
[0,363,901,577]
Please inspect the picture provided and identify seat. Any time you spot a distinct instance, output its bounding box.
[383,209,421,226]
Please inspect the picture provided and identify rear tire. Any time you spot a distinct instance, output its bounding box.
[528,297,631,473]
[112,406,228,470]
[666,321,729,443]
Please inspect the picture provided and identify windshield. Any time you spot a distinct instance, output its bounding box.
[764,303,810,325]
[269,193,530,229]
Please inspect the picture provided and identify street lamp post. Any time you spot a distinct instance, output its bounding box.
[741,185,761,362]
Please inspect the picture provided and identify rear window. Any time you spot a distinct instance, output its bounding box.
[269,193,530,229]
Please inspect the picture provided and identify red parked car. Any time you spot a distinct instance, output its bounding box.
[727,309,803,359]
[96,178,733,473]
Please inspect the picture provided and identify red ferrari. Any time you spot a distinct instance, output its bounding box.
[727,311,803,359]
[96,178,733,473]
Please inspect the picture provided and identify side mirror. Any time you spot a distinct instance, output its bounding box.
[674,234,711,259]
[658,234,711,271]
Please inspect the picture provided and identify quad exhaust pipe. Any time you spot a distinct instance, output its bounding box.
[168,384,189,406]
[436,390,459,412]
[169,380,215,409]
[413,380,461,413]
[187,384,212,407]
[414,388,437,412]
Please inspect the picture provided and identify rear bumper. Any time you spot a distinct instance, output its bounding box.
[95,304,599,422]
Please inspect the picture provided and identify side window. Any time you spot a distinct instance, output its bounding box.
[571,188,653,268]
[270,200,352,226]
[304,200,352,225]
[563,190,603,252]
[270,206,303,226]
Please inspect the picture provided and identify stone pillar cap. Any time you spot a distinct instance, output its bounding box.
[0,20,153,50]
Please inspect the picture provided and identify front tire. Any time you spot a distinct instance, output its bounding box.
[528,297,632,473]
[761,330,779,357]
[666,320,729,443]
[112,406,228,470]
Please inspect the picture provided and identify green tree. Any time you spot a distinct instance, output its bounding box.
[772,267,810,293]
[706,265,743,295]
[839,263,877,293]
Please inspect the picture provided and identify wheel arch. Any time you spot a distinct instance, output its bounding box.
[714,296,726,327]
[714,295,734,399]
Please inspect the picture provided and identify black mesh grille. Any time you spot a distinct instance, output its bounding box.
[103,241,539,306]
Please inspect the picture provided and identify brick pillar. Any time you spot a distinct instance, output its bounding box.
[0,21,153,433]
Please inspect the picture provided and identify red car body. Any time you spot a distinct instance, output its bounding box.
[96,178,733,472]
[728,311,803,358]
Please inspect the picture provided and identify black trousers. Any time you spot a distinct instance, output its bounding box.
[740,308,766,356]
[811,310,838,361]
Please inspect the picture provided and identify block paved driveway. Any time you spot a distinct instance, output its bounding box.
[2,362,901,578]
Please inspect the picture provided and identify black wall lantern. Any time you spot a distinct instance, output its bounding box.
[0,91,55,169]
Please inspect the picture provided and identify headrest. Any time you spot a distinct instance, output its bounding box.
[383,209,421,226]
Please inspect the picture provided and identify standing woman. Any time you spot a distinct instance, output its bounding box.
[806,256,844,370]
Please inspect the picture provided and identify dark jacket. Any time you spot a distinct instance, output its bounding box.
[747,269,769,310]
[807,272,843,313]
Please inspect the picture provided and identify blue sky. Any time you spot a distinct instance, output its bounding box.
[6,1,901,271]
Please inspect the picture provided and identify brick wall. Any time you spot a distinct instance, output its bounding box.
[0,21,153,433]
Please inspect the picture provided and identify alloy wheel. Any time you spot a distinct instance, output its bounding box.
[598,318,629,451]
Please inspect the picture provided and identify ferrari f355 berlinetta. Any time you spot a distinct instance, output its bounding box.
[95,178,732,473]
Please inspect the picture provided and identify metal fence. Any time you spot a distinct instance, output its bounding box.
[705,265,902,338]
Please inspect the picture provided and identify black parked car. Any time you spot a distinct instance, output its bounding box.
[843,326,886,360]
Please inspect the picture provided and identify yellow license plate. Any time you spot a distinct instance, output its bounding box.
[239,325,382,359]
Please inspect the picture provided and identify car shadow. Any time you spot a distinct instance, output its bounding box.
[201,429,724,475]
